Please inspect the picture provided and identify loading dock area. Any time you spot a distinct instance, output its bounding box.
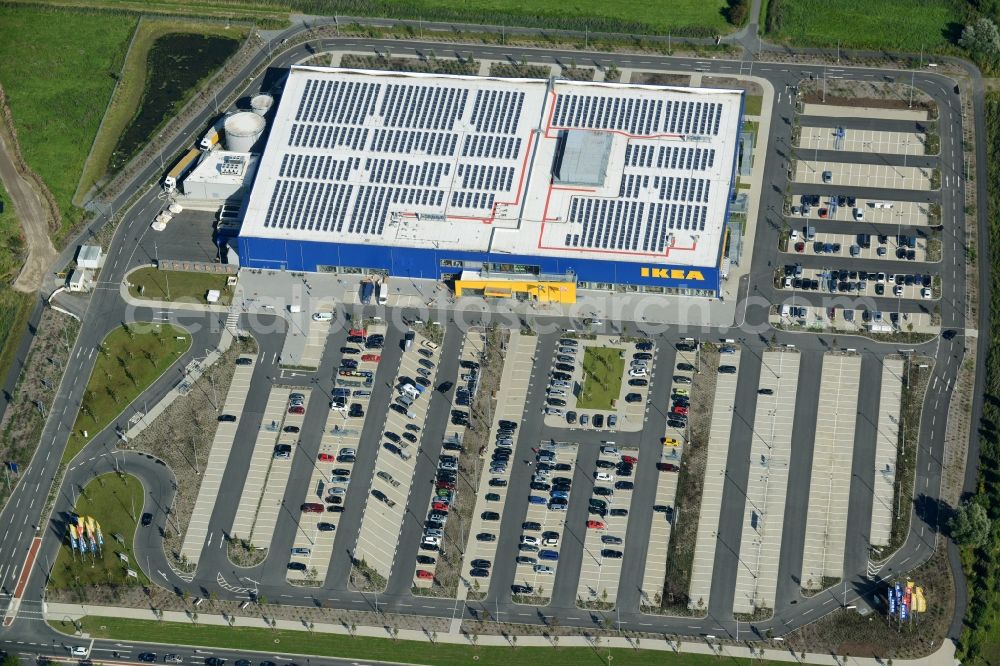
[800,354,861,592]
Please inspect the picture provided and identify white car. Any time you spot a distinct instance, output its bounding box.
[312,311,334,322]
[628,368,648,378]
[595,472,614,482]
[71,647,90,658]
[789,229,799,242]
[601,445,619,457]
[853,207,864,221]
[520,535,539,546]
[921,287,933,299]
[422,536,441,546]
[533,564,555,574]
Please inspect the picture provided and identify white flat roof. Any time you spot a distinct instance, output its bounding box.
[240,65,744,267]
[185,150,260,187]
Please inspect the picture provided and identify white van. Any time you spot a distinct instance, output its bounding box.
[377,281,389,305]
[780,304,790,317]
[312,311,333,322]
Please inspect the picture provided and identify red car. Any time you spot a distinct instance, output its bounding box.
[794,242,805,253]
[657,462,680,472]
[432,501,450,511]
[621,455,638,464]
[317,453,335,462]
[349,328,367,337]
[818,208,829,218]
[586,520,606,530]
[300,503,324,513]
[672,405,688,416]
[436,481,456,490]
[289,406,305,414]
[362,354,381,363]
[416,570,434,580]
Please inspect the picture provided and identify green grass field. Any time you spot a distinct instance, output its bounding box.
[127,267,234,305]
[61,616,787,666]
[41,0,734,35]
[0,180,33,390]
[50,474,150,590]
[744,96,763,117]
[577,346,625,410]
[0,5,137,233]
[763,0,963,51]
[64,323,190,463]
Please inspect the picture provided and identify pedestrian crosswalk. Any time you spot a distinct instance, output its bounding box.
[225,311,240,330]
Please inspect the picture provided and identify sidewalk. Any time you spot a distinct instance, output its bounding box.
[46,602,958,665]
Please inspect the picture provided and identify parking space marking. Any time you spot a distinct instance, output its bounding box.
[298,318,332,369]
[798,127,926,155]
[795,161,933,190]
[354,332,443,580]
[576,447,637,606]
[511,441,580,601]
[179,355,257,564]
[791,197,930,227]
[413,329,482,590]
[287,330,387,584]
[687,350,741,612]
[251,389,312,549]
[770,305,936,336]
[732,351,799,615]
[801,354,861,591]
[640,344,692,606]
[782,266,937,302]
[230,387,292,540]
[787,230,929,263]
[870,358,904,548]
[460,332,538,598]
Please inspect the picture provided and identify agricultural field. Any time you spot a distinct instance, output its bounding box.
[763,0,964,52]
[0,5,137,232]
[46,0,736,35]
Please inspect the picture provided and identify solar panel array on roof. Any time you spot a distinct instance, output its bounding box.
[259,76,533,238]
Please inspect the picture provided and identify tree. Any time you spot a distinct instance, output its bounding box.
[949,500,991,546]
[605,63,620,82]
[959,17,1000,64]
[3,654,22,666]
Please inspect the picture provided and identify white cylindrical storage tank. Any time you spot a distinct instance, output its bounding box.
[224,112,266,153]
[251,93,274,116]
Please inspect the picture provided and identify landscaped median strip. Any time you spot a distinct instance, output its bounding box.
[52,611,835,665]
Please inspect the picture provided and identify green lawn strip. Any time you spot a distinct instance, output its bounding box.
[0,291,33,391]
[577,346,624,410]
[0,5,137,232]
[63,616,777,666]
[78,19,248,201]
[127,267,234,305]
[743,96,763,117]
[763,0,962,52]
[50,474,150,590]
[0,176,34,387]
[64,324,191,463]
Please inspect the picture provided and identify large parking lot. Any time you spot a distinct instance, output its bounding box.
[797,126,927,155]
[786,229,930,263]
[542,336,654,433]
[354,330,442,580]
[778,265,937,301]
[790,197,931,227]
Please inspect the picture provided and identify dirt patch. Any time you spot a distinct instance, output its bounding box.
[0,308,79,514]
[559,67,595,82]
[631,72,690,86]
[783,546,953,661]
[489,62,551,79]
[117,335,257,572]
[799,78,937,119]
[0,85,59,292]
[702,76,763,95]
[656,347,718,615]
[340,53,477,76]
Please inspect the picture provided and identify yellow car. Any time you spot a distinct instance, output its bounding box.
[673,388,689,396]
[662,437,681,447]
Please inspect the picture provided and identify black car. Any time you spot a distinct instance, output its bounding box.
[636,341,654,351]
[326,505,345,513]
[667,419,686,428]
[235,357,254,365]
[551,372,572,381]
[499,420,518,429]
[633,352,652,361]
[138,654,156,663]
[628,378,648,387]
[589,506,607,517]
[218,414,237,422]
[348,404,364,417]
[553,462,572,471]
[283,425,300,433]
[614,481,634,490]
[390,403,408,416]
[205,660,225,666]
[346,335,364,344]
[415,376,431,387]
[235,661,251,666]
[530,482,551,491]
[943,329,957,340]
[489,478,508,487]
[469,568,490,578]
[609,508,628,517]
[548,398,566,407]
[417,554,436,565]
[481,511,501,521]
[287,562,307,571]
[624,393,642,403]
[477,533,497,542]
[511,584,534,595]
[593,414,604,428]
[141,512,153,526]
[317,522,336,532]
[443,441,463,451]
[601,549,624,559]
[595,459,615,469]
[555,363,574,372]
[593,486,613,497]
[601,535,623,545]
[340,359,359,370]
[418,358,435,369]
[522,521,542,531]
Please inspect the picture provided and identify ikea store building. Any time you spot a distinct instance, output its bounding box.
[237,65,745,302]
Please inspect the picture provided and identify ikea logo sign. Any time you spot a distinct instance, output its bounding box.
[640,267,705,281]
